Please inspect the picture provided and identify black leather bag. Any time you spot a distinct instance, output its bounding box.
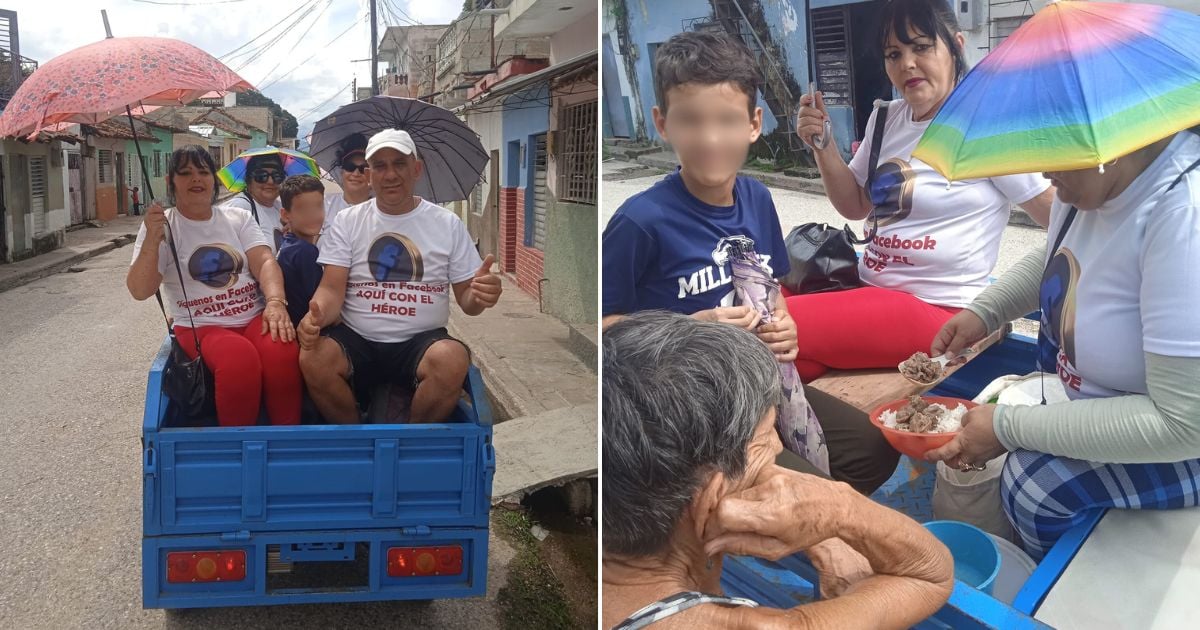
[155,218,215,420]
[781,101,890,295]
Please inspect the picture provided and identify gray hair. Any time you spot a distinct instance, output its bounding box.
[602,310,782,557]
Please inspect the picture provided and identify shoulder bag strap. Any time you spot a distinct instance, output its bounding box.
[852,100,890,245]
[244,191,260,224]
[157,210,203,355]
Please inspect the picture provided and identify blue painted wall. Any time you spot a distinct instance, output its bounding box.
[501,84,550,188]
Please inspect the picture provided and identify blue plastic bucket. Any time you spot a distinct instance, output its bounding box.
[923,520,1001,594]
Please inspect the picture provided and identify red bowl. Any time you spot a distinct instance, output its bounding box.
[868,396,978,459]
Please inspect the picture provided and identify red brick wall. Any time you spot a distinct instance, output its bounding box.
[512,188,544,297]
[498,187,518,273]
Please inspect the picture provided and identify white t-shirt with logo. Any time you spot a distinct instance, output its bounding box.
[322,192,371,242]
[222,194,285,254]
[317,198,483,343]
[130,205,269,328]
[848,98,1050,307]
[1041,131,1200,400]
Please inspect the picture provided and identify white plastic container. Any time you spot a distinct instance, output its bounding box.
[988,533,1037,605]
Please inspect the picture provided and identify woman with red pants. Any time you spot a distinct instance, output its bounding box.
[791,0,1055,383]
[126,145,301,426]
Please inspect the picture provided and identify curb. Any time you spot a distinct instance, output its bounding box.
[566,325,597,372]
[445,317,527,423]
[0,234,136,294]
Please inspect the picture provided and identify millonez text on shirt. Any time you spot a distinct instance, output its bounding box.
[676,255,774,299]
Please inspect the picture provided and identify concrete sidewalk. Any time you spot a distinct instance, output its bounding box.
[0,215,143,294]
[447,275,597,421]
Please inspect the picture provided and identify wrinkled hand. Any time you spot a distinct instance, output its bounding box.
[930,310,988,362]
[796,91,833,151]
[692,305,762,331]
[756,306,798,363]
[143,202,167,243]
[469,255,502,310]
[261,300,295,343]
[297,300,323,351]
[924,404,1006,467]
[704,469,851,561]
[806,538,874,599]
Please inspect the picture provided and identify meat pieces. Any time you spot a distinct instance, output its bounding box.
[900,352,943,383]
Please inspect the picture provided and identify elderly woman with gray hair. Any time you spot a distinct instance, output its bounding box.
[603,311,953,629]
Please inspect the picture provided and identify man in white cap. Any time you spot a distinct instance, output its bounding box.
[296,128,503,423]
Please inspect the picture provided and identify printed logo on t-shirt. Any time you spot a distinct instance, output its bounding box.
[677,235,773,299]
[1038,247,1082,391]
[368,233,425,282]
[188,244,245,289]
[868,158,916,227]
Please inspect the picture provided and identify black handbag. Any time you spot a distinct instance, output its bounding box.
[155,217,215,420]
[782,101,890,295]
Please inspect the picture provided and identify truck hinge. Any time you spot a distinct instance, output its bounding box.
[401,525,432,536]
[220,530,252,542]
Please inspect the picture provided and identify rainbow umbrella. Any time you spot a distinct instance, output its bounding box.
[217,147,320,193]
[912,0,1200,181]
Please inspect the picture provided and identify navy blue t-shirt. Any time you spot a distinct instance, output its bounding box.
[603,170,789,316]
[276,233,323,326]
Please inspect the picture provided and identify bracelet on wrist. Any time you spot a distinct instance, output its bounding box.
[267,296,288,307]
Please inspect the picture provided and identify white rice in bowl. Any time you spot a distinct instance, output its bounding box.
[879,403,968,433]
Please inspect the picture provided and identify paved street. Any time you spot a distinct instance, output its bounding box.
[0,246,517,629]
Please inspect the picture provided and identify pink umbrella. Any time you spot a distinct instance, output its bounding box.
[0,36,253,138]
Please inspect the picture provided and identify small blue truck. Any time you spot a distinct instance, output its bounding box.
[140,338,496,609]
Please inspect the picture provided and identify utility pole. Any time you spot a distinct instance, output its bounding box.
[370,0,378,96]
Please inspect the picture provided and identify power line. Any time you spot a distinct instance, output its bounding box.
[231,0,326,72]
[218,0,321,61]
[296,80,355,120]
[253,0,335,85]
[258,13,367,92]
[134,0,249,5]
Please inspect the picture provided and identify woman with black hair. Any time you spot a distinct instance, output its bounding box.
[786,0,1057,386]
[223,153,287,253]
[323,133,373,235]
[126,145,302,427]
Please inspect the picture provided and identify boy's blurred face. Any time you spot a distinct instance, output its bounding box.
[653,82,762,188]
[282,190,325,239]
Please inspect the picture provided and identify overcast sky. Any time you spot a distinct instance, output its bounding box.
[14,0,464,139]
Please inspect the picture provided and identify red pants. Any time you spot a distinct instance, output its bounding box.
[174,312,301,426]
[785,286,960,383]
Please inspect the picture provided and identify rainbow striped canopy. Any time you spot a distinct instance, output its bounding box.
[912,1,1200,181]
[217,147,319,193]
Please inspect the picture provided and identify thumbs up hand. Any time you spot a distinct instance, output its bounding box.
[297,299,324,351]
[468,254,502,312]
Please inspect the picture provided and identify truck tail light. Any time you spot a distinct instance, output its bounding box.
[167,550,247,583]
[387,545,463,577]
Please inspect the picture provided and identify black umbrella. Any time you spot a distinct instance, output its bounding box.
[309,96,489,203]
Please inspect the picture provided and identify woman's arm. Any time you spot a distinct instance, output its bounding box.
[247,245,294,342]
[995,353,1200,463]
[127,205,166,300]
[797,92,873,220]
[708,470,954,630]
[963,246,1045,333]
[1017,188,1056,228]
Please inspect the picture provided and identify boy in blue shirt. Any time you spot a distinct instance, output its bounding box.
[276,175,327,327]
[602,31,797,363]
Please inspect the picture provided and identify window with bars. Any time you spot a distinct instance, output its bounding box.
[556,100,597,205]
[29,156,47,235]
[811,8,853,107]
[98,150,112,184]
[471,181,485,216]
[153,150,163,177]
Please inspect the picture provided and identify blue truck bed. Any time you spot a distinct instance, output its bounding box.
[141,338,496,609]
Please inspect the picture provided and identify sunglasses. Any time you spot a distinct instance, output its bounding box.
[251,169,285,184]
[341,162,369,174]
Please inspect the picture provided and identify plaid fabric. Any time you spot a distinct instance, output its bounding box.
[612,591,759,629]
[1001,449,1200,559]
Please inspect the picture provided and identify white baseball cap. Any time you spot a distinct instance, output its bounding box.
[365,128,418,160]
